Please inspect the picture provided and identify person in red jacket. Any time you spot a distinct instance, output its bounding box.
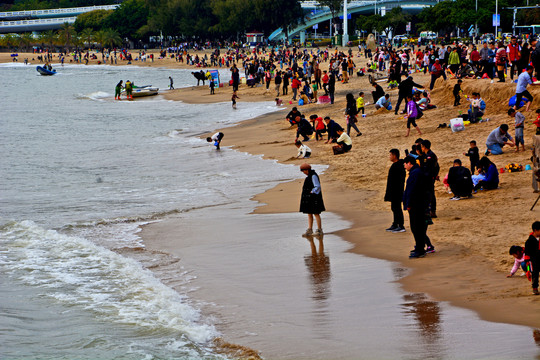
[470,46,481,72]
[506,36,522,80]
[291,76,302,101]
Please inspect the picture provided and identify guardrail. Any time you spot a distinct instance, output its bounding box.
[0,5,119,19]
[0,16,76,27]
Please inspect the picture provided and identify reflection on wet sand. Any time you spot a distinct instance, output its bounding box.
[304,234,331,302]
[402,293,447,359]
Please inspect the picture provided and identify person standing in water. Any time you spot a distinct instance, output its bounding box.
[299,163,325,236]
[115,80,123,100]
[125,80,133,100]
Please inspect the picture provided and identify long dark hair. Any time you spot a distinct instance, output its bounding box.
[478,156,495,171]
[346,93,355,105]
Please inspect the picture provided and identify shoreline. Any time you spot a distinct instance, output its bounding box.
[17,47,537,328]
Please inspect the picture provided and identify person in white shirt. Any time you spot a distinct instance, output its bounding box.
[295,140,312,158]
[206,131,224,150]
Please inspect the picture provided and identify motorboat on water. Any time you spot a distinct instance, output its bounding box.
[36,66,56,76]
[122,85,159,98]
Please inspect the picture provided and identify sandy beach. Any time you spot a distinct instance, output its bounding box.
[6,47,539,338]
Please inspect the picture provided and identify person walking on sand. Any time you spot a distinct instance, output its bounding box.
[299,163,325,236]
[169,76,174,90]
[231,91,239,109]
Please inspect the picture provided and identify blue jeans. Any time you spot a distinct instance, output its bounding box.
[515,127,524,145]
[487,143,503,155]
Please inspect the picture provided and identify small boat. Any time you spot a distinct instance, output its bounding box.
[36,66,56,76]
[122,85,159,98]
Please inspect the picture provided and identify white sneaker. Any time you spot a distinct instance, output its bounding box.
[449,196,461,200]
[490,80,494,83]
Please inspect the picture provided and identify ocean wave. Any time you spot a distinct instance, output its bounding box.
[0,220,219,345]
[76,91,111,100]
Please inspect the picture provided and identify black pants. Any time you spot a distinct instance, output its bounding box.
[428,180,437,214]
[409,209,428,254]
[532,261,539,289]
[515,90,533,109]
[394,94,406,114]
[454,94,460,106]
[391,199,404,227]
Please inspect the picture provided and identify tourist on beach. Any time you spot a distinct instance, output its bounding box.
[375,94,392,110]
[210,79,215,94]
[394,76,424,115]
[508,108,525,152]
[507,245,527,278]
[328,72,336,104]
[115,80,123,100]
[333,129,352,155]
[467,92,486,123]
[296,116,314,142]
[419,140,439,218]
[429,59,444,91]
[514,66,538,112]
[286,107,301,126]
[324,116,343,144]
[473,156,499,190]
[447,159,473,200]
[299,163,325,236]
[453,79,462,106]
[403,156,434,258]
[274,71,282,97]
[404,95,422,137]
[485,124,515,155]
[524,221,540,295]
[169,76,174,90]
[357,92,365,115]
[231,91,239,109]
[291,76,301,101]
[206,131,224,150]
[385,149,406,233]
[464,140,480,174]
[345,93,362,137]
[371,82,385,103]
[295,140,311,159]
[231,67,240,92]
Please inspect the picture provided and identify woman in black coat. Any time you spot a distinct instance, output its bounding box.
[300,163,325,236]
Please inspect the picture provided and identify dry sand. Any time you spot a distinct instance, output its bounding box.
[6,49,539,329]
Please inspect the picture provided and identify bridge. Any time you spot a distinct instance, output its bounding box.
[269,0,438,43]
[0,5,119,33]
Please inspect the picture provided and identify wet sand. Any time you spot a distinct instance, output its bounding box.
[6,49,540,355]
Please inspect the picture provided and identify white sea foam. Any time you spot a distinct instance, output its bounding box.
[0,220,219,344]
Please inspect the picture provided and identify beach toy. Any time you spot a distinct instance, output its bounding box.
[219,83,224,87]
[500,168,505,174]
[289,100,293,104]
[362,114,367,118]
[298,99,304,106]
[526,164,532,170]
[214,141,219,146]
[463,121,470,125]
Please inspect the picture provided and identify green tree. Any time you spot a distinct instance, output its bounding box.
[73,9,112,32]
[101,28,122,48]
[356,14,387,35]
[106,0,149,39]
[385,7,411,36]
[18,33,35,52]
[58,22,77,52]
[79,28,94,49]
[39,30,58,51]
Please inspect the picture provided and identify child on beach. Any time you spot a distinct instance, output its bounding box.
[404,94,422,137]
[206,132,224,150]
[275,98,283,106]
[453,79,462,106]
[356,92,365,115]
[231,91,239,109]
[467,92,486,123]
[534,109,540,135]
[295,140,312,158]
[508,108,525,152]
[310,115,326,141]
[507,245,527,278]
[464,140,480,174]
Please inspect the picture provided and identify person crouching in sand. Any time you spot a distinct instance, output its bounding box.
[299,163,325,236]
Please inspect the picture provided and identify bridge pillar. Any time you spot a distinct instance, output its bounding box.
[300,30,306,46]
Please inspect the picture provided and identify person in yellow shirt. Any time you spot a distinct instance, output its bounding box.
[356,92,365,115]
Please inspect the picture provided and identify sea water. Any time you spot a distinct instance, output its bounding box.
[1,62,539,360]
[0,63,298,359]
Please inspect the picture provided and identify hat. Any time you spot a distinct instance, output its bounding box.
[300,163,311,171]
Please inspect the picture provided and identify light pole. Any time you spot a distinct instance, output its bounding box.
[342,0,349,46]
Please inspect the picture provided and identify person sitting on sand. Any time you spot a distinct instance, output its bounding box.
[474,156,498,191]
[295,140,312,158]
[447,159,473,200]
[375,94,392,110]
[417,91,436,111]
[507,245,527,278]
[485,124,515,155]
[467,92,486,123]
[333,129,352,155]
